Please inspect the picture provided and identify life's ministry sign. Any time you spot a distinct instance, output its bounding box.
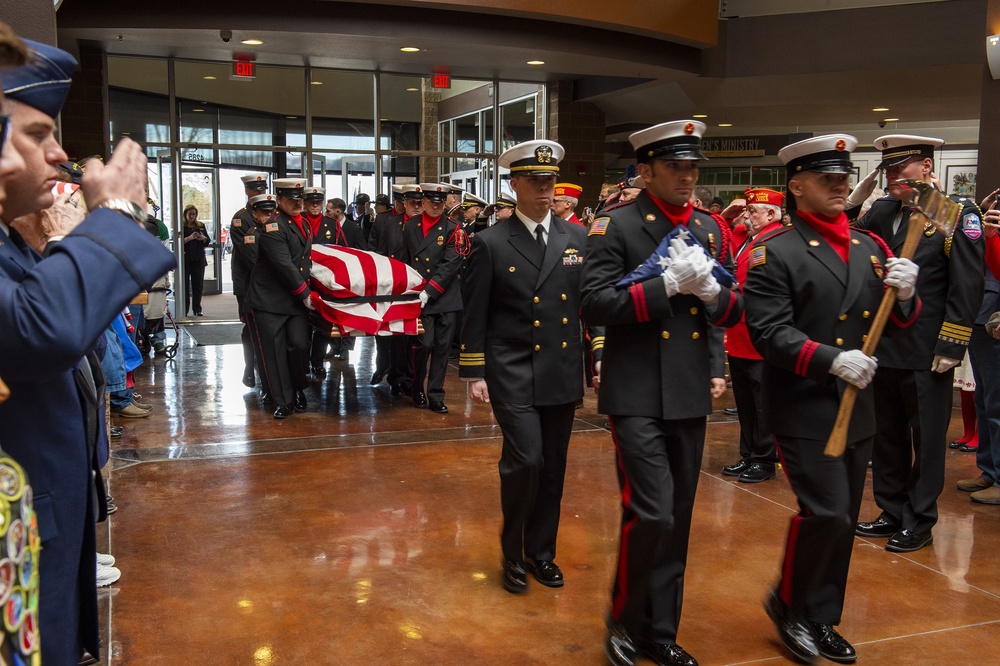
[701,136,790,158]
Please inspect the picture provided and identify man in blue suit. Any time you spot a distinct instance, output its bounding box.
[0,33,175,665]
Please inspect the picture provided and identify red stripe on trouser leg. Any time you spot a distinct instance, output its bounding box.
[780,514,802,607]
[608,416,633,621]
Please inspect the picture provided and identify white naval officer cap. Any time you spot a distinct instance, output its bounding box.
[498,140,564,177]
[874,134,944,170]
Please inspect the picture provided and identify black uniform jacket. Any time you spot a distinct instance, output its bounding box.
[371,212,407,260]
[312,214,366,249]
[229,206,258,308]
[401,214,464,314]
[581,192,743,419]
[459,215,588,406]
[855,196,984,369]
[743,214,921,443]
[248,210,313,315]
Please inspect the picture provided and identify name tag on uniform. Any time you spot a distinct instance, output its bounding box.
[265,222,279,233]
[244,235,256,244]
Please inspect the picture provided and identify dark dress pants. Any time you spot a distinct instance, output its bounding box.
[252,310,309,407]
[411,311,456,402]
[970,326,1000,485]
[608,415,705,644]
[390,335,414,392]
[729,355,777,464]
[774,434,872,625]
[237,296,265,389]
[870,366,952,533]
[492,401,576,562]
[185,261,206,315]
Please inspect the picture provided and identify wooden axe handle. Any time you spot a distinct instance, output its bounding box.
[824,211,928,457]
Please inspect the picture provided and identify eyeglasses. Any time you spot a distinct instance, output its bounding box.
[0,114,10,155]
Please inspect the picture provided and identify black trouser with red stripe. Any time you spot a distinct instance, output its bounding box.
[411,311,457,403]
[252,309,309,408]
[608,415,705,644]
[238,297,267,393]
[774,434,872,625]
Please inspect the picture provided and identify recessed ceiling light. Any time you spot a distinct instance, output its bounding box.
[883,118,899,122]
[718,122,733,127]
[241,39,263,46]
[203,76,217,81]
[286,116,297,119]
[692,114,708,119]
[872,107,890,112]
[400,47,420,53]
[310,81,323,85]
[526,60,545,66]
[406,87,419,92]
[192,108,205,113]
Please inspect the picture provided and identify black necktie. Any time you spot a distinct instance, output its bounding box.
[535,225,546,250]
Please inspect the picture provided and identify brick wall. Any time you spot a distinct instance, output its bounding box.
[547,80,606,213]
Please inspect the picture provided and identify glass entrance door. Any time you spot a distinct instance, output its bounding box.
[180,165,221,296]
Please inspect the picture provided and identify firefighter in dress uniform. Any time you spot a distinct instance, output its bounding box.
[581,120,742,666]
[230,172,269,392]
[743,135,921,664]
[248,179,314,419]
[853,135,984,552]
[460,140,592,596]
[400,183,466,413]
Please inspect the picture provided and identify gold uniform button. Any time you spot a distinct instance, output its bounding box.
[863,310,871,319]
[562,318,568,325]
[692,332,700,340]
[509,267,516,273]
[534,344,541,352]
[839,313,848,321]
[836,338,844,346]
[562,341,567,348]
[426,269,431,274]
[533,296,540,304]
[533,320,540,327]
[425,257,430,262]
[661,331,670,339]
[690,307,699,315]
[561,294,567,301]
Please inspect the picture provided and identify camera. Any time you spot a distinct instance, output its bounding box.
[878,120,886,128]
[220,30,232,43]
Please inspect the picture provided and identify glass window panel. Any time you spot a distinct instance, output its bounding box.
[311,70,375,151]
[179,101,215,145]
[175,61,304,118]
[219,108,276,147]
[311,152,377,205]
[312,117,377,152]
[109,88,170,146]
[733,167,751,185]
[500,96,537,151]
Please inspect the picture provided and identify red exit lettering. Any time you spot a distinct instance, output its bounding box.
[432,73,450,89]
[232,61,255,78]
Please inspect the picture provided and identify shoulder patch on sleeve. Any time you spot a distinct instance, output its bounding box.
[748,245,766,269]
[962,212,982,240]
[265,222,279,232]
[232,218,241,227]
[589,216,611,236]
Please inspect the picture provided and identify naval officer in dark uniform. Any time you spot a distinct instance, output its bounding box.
[230,172,269,390]
[581,120,743,666]
[400,183,465,413]
[370,185,412,387]
[460,140,589,595]
[248,178,314,419]
[744,135,920,664]
[853,134,984,552]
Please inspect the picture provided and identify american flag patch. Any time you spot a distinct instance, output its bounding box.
[589,216,610,236]
[265,222,279,232]
[748,246,766,269]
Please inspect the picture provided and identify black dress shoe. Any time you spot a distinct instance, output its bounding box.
[738,462,776,483]
[274,404,294,419]
[429,401,448,414]
[886,528,933,553]
[855,513,899,538]
[764,589,819,664]
[501,559,527,593]
[949,439,968,449]
[811,623,856,663]
[526,559,563,587]
[390,385,405,397]
[412,390,428,408]
[294,390,307,412]
[723,406,739,415]
[311,364,326,376]
[261,392,275,405]
[605,621,638,666]
[959,442,979,452]
[242,372,255,388]
[722,458,752,476]
[370,368,388,385]
[638,641,698,666]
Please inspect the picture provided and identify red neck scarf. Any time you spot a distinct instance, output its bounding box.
[798,211,850,263]
[289,213,307,239]
[646,191,694,227]
[305,213,323,237]
[421,213,442,237]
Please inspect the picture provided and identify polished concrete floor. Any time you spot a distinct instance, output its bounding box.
[101,315,1000,665]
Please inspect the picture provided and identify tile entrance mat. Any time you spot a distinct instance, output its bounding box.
[182,323,244,346]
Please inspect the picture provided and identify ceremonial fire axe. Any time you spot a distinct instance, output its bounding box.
[824,180,964,457]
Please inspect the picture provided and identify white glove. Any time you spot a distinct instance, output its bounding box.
[830,349,878,389]
[662,243,704,297]
[884,257,918,301]
[691,269,721,302]
[302,294,316,311]
[931,354,959,373]
[418,291,429,307]
[846,168,880,208]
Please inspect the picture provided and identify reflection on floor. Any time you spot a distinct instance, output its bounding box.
[100,335,1000,665]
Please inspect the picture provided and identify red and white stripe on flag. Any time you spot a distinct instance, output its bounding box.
[309,246,425,336]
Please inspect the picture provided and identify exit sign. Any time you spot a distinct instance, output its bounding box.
[432,73,450,89]
[232,61,255,79]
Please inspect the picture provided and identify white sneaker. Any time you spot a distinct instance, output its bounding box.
[97,553,115,567]
[97,563,121,587]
